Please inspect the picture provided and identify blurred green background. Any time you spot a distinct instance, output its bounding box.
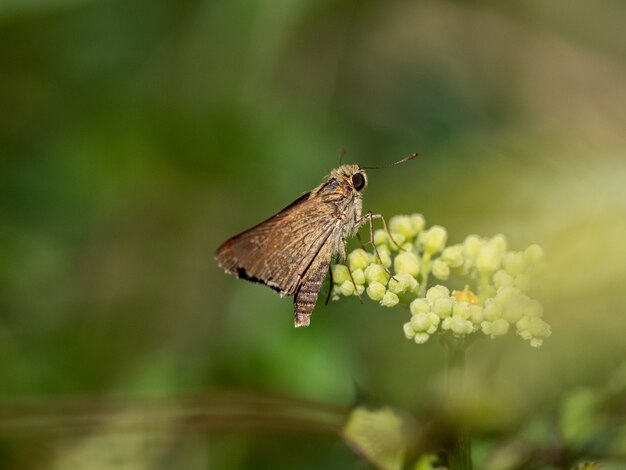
[1,0,625,468]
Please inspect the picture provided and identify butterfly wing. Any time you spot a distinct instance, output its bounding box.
[215,192,342,297]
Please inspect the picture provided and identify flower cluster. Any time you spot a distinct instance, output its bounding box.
[331,214,550,347]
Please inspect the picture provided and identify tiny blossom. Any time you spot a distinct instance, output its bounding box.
[332,265,352,285]
[380,291,399,307]
[476,244,502,273]
[441,245,464,268]
[352,268,366,285]
[393,251,420,277]
[388,232,406,250]
[421,226,447,254]
[348,249,372,271]
[330,214,549,348]
[432,259,450,280]
[389,215,417,238]
[366,282,386,301]
[388,273,418,295]
[364,264,389,285]
[493,270,514,288]
[524,244,544,265]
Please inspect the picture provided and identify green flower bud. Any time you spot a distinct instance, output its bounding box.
[426,285,450,303]
[502,301,525,323]
[523,299,543,317]
[364,264,389,285]
[380,291,399,307]
[433,297,453,317]
[441,245,464,268]
[482,301,503,321]
[388,232,406,250]
[476,244,502,273]
[388,273,418,295]
[410,213,426,233]
[352,268,366,285]
[481,318,510,338]
[373,229,389,247]
[338,280,355,296]
[421,226,448,254]
[348,248,372,271]
[403,322,415,339]
[366,281,386,301]
[445,316,473,335]
[515,273,531,292]
[394,251,420,277]
[331,265,351,285]
[524,244,544,265]
[494,286,521,306]
[414,332,431,344]
[469,305,484,324]
[376,245,392,268]
[491,234,508,254]
[410,312,432,332]
[432,259,450,280]
[504,252,526,277]
[355,284,365,296]
[410,298,430,315]
[389,215,417,239]
[453,301,470,319]
[493,270,514,289]
[464,235,482,258]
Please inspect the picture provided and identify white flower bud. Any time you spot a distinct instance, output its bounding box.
[364,264,389,285]
[394,251,420,277]
[331,265,351,285]
[483,301,503,321]
[432,259,450,280]
[426,285,450,303]
[441,245,464,268]
[348,248,372,271]
[491,234,508,254]
[352,268,365,285]
[453,301,470,319]
[469,305,484,325]
[376,246,392,268]
[410,214,426,233]
[366,281,386,301]
[389,215,417,239]
[403,322,415,339]
[524,244,544,265]
[338,280,355,296]
[380,291,399,307]
[433,297,453,317]
[464,235,482,258]
[504,252,526,277]
[411,312,431,332]
[388,273,418,294]
[355,284,365,295]
[476,244,502,273]
[449,316,473,335]
[495,286,521,306]
[414,333,430,344]
[493,270,514,289]
[388,232,406,250]
[410,298,430,315]
[374,229,389,247]
[422,226,448,254]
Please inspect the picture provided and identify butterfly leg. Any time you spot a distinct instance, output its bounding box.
[341,237,364,304]
[359,211,399,281]
[324,263,334,306]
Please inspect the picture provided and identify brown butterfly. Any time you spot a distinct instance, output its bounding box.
[215,154,417,327]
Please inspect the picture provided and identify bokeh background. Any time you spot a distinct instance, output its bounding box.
[2,0,625,468]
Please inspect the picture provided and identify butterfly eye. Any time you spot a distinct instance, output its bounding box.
[351,173,365,190]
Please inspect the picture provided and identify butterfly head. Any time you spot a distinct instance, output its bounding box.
[332,164,368,193]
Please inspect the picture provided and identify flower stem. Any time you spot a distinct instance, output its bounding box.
[446,339,472,470]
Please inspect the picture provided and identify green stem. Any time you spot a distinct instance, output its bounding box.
[446,339,472,470]
[418,252,432,297]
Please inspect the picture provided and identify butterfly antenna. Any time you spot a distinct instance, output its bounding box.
[361,152,419,170]
[338,147,347,166]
